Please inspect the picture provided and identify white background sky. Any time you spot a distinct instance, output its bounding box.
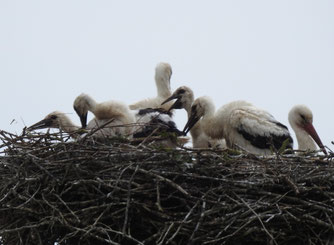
[0,0,333,150]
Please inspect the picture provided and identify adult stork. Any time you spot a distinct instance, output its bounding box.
[27,111,130,139]
[183,97,293,155]
[161,86,226,149]
[288,105,327,154]
[73,93,136,137]
[129,62,173,111]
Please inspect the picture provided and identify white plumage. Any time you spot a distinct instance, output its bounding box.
[162,86,226,149]
[73,93,136,137]
[129,62,173,111]
[27,111,134,139]
[183,97,293,155]
[288,104,326,154]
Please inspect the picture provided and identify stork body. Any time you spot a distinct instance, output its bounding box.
[162,86,226,149]
[129,62,173,111]
[183,97,293,155]
[288,105,326,154]
[73,93,136,137]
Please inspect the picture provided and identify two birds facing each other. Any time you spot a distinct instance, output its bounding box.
[161,86,327,155]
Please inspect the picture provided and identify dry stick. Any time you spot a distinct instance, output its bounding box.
[165,200,200,245]
[122,165,139,235]
[237,195,278,245]
[133,168,190,197]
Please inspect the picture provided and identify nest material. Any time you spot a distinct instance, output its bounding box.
[0,130,333,245]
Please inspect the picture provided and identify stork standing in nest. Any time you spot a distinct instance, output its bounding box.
[162,86,226,149]
[183,97,294,155]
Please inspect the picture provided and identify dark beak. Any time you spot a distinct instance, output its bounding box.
[183,113,201,135]
[27,118,53,131]
[74,106,88,128]
[161,94,182,112]
[79,113,88,128]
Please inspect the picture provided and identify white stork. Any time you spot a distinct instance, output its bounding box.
[73,93,136,137]
[73,93,184,141]
[288,104,327,154]
[161,86,226,149]
[183,97,293,155]
[27,111,131,139]
[129,62,173,111]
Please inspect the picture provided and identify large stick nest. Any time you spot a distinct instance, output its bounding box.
[0,130,333,245]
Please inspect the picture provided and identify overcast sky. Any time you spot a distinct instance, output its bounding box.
[0,0,333,150]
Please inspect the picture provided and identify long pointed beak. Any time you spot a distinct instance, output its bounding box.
[183,114,201,135]
[303,122,327,155]
[27,118,53,131]
[79,113,88,128]
[161,94,178,106]
[161,94,183,112]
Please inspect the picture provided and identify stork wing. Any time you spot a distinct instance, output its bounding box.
[230,106,293,150]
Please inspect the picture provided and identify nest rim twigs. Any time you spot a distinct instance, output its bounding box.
[0,130,333,245]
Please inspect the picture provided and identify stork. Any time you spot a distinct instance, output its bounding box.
[129,62,173,111]
[183,97,293,155]
[27,111,131,139]
[74,93,184,142]
[288,105,327,154]
[161,86,226,149]
[73,93,136,137]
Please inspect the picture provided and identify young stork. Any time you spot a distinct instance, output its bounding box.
[74,93,184,140]
[129,62,173,111]
[183,97,293,155]
[288,105,327,154]
[27,111,128,139]
[73,93,136,137]
[161,86,226,149]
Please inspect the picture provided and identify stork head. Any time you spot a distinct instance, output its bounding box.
[73,93,96,128]
[155,62,172,97]
[183,96,214,135]
[28,111,71,131]
[161,86,194,112]
[288,104,327,154]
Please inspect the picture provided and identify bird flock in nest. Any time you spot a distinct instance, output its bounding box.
[27,62,327,156]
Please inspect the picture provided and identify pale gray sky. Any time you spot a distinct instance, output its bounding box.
[0,0,333,150]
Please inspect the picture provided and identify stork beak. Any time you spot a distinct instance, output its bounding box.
[183,113,201,135]
[79,112,88,128]
[27,118,53,131]
[161,94,183,112]
[303,122,327,155]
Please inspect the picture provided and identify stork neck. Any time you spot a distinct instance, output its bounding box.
[294,126,317,151]
[59,118,81,137]
[201,108,222,139]
[155,76,171,98]
[86,96,98,113]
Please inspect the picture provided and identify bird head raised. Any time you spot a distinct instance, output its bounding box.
[161,86,194,112]
[155,62,172,98]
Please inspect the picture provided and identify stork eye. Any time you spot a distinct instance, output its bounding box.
[300,114,306,121]
[50,115,58,120]
[178,89,186,94]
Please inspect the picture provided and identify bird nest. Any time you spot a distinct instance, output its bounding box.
[0,129,333,245]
